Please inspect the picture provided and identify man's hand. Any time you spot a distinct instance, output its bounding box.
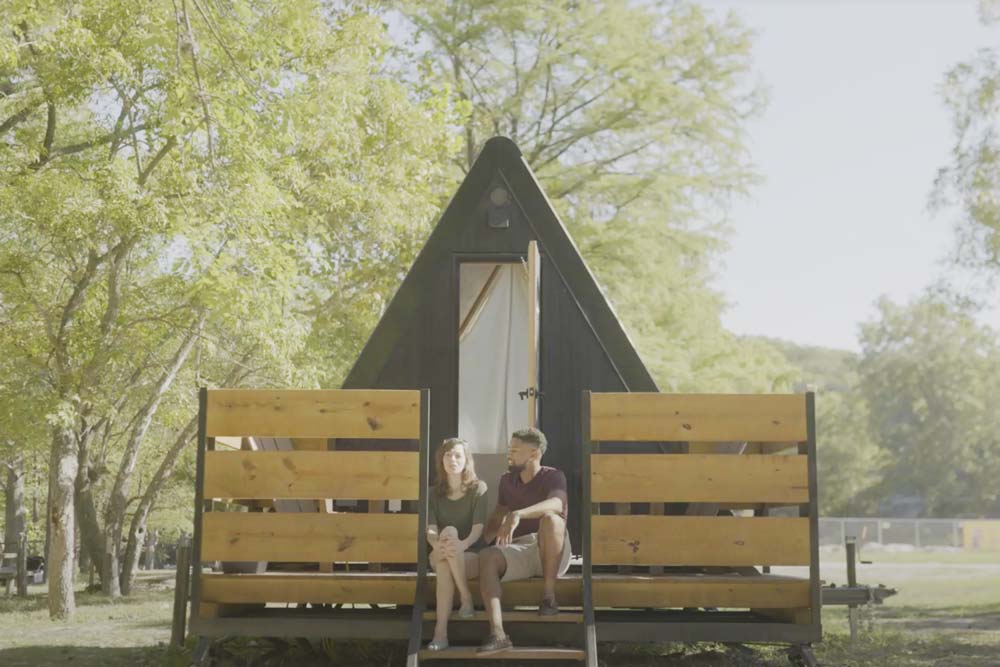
[496,511,521,547]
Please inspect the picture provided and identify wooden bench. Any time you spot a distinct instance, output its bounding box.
[582,392,820,666]
[1,537,36,596]
[188,388,430,666]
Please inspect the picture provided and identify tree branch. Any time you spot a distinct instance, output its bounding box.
[31,123,149,169]
[0,103,37,135]
[79,237,137,390]
[180,0,215,166]
[138,135,177,187]
[105,311,207,540]
[42,100,55,158]
[53,249,105,380]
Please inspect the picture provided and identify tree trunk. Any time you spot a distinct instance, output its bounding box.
[121,414,198,595]
[110,318,202,595]
[145,528,158,570]
[75,444,106,585]
[42,481,50,585]
[4,456,27,596]
[47,426,78,619]
[102,535,121,598]
[4,456,26,558]
[78,535,91,577]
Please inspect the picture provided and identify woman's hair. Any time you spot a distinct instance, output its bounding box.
[434,437,479,497]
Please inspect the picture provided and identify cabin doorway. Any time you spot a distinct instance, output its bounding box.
[457,243,540,514]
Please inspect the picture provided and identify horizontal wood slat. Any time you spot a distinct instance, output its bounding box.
[201,573,419,605]
[590,393,807,442]
[199,573,584,607]
[591,516,811,566]
[198,572,810,610]
[591,454,808,503]
[419,647,586,661]
[201,512,417,563]
[205,389,420,439]
[204,451,419,500]
[591,574,811,609]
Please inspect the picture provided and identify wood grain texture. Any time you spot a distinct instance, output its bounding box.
[590,393,807,442]
[591,454,808,503]
[591,573,810,609]
[204,451,418,500]
[591,516,811,566]
[201,512,417,563]
[199,571,810,611]
[205,389,420,438]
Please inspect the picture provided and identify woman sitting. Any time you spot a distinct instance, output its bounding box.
[426,437,488,651]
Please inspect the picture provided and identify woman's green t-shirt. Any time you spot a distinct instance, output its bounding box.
[428,480,488,551]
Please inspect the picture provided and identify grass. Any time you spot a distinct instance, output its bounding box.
[0,572,182,667]
[1,554,998,666]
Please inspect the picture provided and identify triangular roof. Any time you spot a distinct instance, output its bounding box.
[343,136,658,392]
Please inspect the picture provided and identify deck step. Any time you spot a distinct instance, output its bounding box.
[422,610,583,623]
[418,646,586,660]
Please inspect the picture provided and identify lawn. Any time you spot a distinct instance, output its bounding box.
[1,553,997,666]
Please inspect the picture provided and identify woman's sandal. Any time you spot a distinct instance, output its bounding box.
[456,603,476,619]
[426,639,449,651]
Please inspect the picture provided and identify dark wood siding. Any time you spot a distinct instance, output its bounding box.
[341,137,672,549]
[539,254,628,545]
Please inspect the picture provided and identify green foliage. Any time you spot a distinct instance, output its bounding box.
[0,0,459,607]
[858,294,1000,517]
[936,0,1000,271]
[816,390,885,516]
[391,0,793,391]
[760,338,885,515]
[760,336,858,392]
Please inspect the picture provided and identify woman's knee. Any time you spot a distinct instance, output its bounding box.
[440,526,459,539]
[431,549,451,570]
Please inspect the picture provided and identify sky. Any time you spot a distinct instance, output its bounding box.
[704,0,997,351]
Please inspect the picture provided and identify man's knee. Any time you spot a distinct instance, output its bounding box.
[539,511,565,534]
[478,547,505,576]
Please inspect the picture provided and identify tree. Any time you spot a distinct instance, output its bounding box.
[936,0,1000,273]
[815,391,885,516]
[1,0,457,616]
[858,294,1000,517]
[391,0,794,391]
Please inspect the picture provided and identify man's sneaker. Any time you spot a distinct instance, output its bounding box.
[476,634,513,654]
[538,598,560,616]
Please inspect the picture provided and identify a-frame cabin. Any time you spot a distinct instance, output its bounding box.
[343,136,670,545]
[184,138,821,667]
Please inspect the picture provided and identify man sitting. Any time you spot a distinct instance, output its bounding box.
[476,427,571,653]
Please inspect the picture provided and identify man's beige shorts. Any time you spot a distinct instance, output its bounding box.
[498,531,572,582]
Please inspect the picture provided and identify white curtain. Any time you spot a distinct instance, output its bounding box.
[458,263,530,456]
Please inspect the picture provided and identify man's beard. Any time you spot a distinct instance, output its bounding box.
[508,463,525,474]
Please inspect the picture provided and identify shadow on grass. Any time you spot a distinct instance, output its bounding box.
[0,645,168,667]
[0,589,174,616]
[820,630,1000,667]
[874,603,1000,632]
[127,617,173,630]
[215,638,782,667]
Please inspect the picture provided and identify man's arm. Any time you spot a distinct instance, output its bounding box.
[507,496,563,521]
[482,504,509,545]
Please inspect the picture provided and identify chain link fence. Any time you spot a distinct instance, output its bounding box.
[820,517,1000,551]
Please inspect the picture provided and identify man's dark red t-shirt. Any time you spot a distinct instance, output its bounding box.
[497,466,568,539]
